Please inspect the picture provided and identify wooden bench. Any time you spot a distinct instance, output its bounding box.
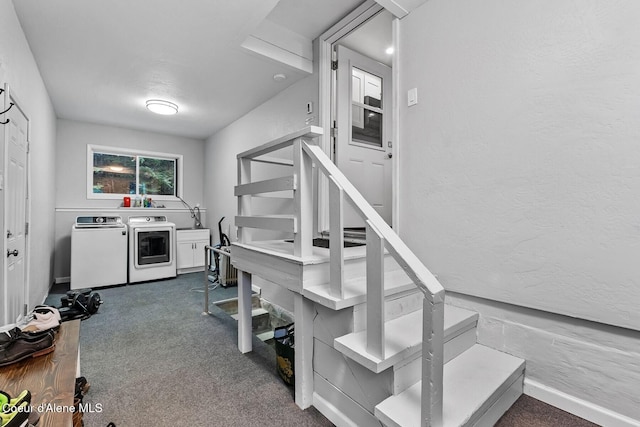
[0,320,80,427]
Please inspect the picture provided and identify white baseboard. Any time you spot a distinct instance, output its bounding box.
[55,276,70,285]
[524,379,640,427]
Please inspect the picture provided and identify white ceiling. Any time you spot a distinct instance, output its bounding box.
[12,0,362,139]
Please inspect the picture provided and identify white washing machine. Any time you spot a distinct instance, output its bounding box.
[128,216,176,283]
[71,216,128,290]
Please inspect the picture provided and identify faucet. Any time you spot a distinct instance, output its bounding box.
[193,205,202,229]
[177,196,203,229]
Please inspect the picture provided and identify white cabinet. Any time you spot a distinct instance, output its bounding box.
[176,229,210,273]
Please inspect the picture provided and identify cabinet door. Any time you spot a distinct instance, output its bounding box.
[193,240,208,268]
[177,241,195,269]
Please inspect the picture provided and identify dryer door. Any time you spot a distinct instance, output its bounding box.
[134,227,172,267]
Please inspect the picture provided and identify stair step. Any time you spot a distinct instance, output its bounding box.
[375,344,525,427]
[231,308,271,334]
[334,304,478,373]
[303,268,415,310]
[214,294,261,314]
[256,330,274,342]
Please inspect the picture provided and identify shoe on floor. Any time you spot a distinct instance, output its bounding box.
[75,377,90,397]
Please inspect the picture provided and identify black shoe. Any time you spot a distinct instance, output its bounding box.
[75,377,90,398]
[0,331,54,367]
[0,328,52,350]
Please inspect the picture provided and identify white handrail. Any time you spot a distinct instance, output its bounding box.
[236,126,323,159]
[236,128,445,426]
[301,141,445,426]
[301,142,445,302]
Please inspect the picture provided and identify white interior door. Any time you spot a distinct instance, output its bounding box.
[4,95,29,324]
[335,45,392,227]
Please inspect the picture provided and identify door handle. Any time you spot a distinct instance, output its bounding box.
[7,249,18,258]
[6,230,13,238]
[387,153,393,159]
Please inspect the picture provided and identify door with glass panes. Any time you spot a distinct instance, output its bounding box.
[335,44,392,226]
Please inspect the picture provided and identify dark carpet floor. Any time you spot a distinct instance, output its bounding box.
[496,395,599,427]
[46,273,599,427]
[47,274,332,427]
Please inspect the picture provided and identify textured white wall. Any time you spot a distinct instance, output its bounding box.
[0,0,58,312]
[447,292,640,422]
[397,0,640,422]
[398,0,640,331]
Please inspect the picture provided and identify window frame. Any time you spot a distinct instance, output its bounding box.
[87,144,184,200]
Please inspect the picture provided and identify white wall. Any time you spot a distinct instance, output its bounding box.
[447,292,640,423]
[398,0,640,332]
[0,0,58,315]
[54,119,206,279]
[203,67,318,310]
[397,0,640,422]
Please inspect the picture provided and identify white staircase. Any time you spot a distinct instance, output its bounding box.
[302,248,524,427]
[231,127,525,427]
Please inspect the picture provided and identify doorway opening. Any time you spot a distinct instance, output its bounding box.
[318,3,397,236]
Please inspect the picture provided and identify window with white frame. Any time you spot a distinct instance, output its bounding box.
[87,145,183,199]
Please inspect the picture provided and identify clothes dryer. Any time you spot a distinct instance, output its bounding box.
[128,216,176,283]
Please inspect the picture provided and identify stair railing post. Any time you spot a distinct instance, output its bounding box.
[237,156,252,244]
[328,176,344,299]
[293,138,313,258]
[366,220,385,360]
[237,269,253,354]
[421,296,445,427]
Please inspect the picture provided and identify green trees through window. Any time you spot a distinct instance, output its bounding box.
[90,147,179,198]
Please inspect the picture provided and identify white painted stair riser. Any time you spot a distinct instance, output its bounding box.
[335,305,479,374]
[304,268,419,310]
[304,249,403,287]
[353,290,426,333]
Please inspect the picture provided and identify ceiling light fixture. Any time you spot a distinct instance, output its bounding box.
[146,99,178,115]
[385,46,394,55]
[273,73,287,82]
